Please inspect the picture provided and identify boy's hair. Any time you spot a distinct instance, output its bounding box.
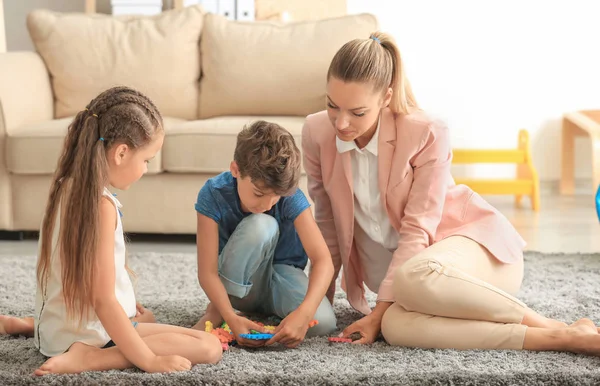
[37,86,163,325]
[327,31,419,115]
[233,120,301,196]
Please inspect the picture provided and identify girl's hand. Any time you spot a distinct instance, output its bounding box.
[135,303,145,317]
[339,313,381,345]
[146,355,191,373]
[133,303,156,323]
[265,309,311,348]
[227,315,267,348]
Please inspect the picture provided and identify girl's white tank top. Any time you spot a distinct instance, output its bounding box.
[34,188,137,357]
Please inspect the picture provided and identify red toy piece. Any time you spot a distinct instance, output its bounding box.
[211,327,235,343]
[328,337,353,343]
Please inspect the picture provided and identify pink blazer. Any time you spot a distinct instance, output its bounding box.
[302,108,526,315]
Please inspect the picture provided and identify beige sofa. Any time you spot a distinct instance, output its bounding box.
[0,6,378,235]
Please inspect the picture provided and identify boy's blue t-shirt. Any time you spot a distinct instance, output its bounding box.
[195,171,310,269]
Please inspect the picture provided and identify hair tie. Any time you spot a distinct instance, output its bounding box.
[84,108,99,118]
[370,36,381,44]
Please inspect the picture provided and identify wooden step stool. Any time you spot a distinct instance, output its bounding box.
[452,129,540,211]
[560,110,600,195]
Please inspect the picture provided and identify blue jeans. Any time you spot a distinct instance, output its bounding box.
[218,214,337,337]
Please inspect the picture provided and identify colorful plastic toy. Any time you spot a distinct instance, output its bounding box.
[221,321,231,333]
[328,337,353,343]
[596,184,600,222]
[239,333,274,340]
[206,321,235,351]
[205,319,320,347]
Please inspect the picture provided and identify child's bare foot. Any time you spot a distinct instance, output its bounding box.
[34,342,96,375]
[192,303,223,331]
[0,315,34,337]
[564,318,600,356]
[522,309,568,329]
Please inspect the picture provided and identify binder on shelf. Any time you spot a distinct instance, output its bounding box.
[218,0,236,20]
[236,0,255,21]
[174,0,257,20]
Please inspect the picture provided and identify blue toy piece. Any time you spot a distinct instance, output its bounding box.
[239,333,273,340]
[596,185,600,222]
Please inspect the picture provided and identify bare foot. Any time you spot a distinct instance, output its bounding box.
[34,342,97,376]
[0,315,34,337]
[522,309,567,329]
[564,318,600,356]
[541,317,567,329]
[192,303,223,331]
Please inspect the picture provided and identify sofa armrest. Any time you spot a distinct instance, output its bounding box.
[0,51,53,133]
[0,51,53,230]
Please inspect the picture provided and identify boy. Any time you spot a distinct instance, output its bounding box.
[193,120,336,348]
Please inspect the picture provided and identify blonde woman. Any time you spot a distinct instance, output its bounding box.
[302,32,600,355]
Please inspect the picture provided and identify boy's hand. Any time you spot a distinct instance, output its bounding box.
[227,315,267,348]
[266,309,311,348]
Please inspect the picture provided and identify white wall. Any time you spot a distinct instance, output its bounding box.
[347,0,600,184]
[0,0,6,52]
[3,0,168,51]
[5,1,86,51]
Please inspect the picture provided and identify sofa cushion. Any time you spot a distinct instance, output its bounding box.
[198,13,379,119]
[163,116,305,173]
[6,117,186,175]
[26,6,205,121]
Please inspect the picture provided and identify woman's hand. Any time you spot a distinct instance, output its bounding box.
[340,302,392,344]
[339,313,381,344]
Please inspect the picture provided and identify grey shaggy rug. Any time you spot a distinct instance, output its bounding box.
[1,251,600,385]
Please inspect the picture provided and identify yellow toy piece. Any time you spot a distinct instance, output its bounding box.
[205,321,213,333]
[264,325,276,332]
[452,129,540,211]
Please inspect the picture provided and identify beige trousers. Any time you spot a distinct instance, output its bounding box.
[381,236,528,350]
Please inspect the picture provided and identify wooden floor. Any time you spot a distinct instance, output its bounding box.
[1,186,599,256]
[484,192,599,254]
